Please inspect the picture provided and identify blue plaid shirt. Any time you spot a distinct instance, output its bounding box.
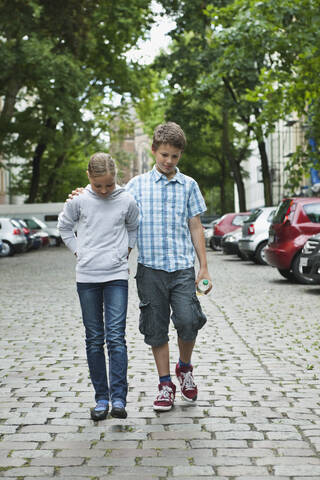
[126,166,206,272]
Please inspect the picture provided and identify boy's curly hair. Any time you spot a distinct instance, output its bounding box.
[152,122,187,151]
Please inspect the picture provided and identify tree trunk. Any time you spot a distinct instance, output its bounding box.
[222,106,247,211]
[256,125,273,206]
[27,118,56,203]
[41,154,65,202]
[27,141,47,203]
[220,157,226,212]
[223,79,273,208]
[0,79,21,149]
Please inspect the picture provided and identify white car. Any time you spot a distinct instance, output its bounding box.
[238,206,276,265]
[0,217,28,256]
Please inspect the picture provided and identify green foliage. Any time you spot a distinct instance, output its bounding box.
[134,70,168,138]
[0,0,154,201]
[204,0,320,191]
[138,0,250,212]
[154,0,320,204]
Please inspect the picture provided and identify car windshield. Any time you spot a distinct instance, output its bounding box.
[232,214,250,226]
[13,218,27,228]
[200,215,218,224]
[267,210,275,222]
[25,217,47,229]
[303,203,320,223]
[33,217,47,228]
[246,208,262,223]
[24,218,39,229]
[10,219,21,228]
[272,199,292,224]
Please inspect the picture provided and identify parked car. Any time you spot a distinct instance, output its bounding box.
[221,227,246,258]
[34,230,50,248]
[210,212,251,250]
[0,238,3,255]
[300,233,320,283]
[203,218,220,247]
[200,214,220,227]
[0,217,28,256]
[265,197,320,284]
[12,218,42,251]
[238,206,276,265]
[32,232,46,249]
[23,216,61,246]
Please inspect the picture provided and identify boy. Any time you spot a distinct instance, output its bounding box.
[126,122,212,411]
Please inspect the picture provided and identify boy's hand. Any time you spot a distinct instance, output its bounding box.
[67,187,84,200]
[196,268,213,294]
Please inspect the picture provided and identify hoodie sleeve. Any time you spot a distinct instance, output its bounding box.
[125,194,139,249]
[57,198,80,254]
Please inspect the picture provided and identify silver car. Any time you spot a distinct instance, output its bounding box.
[221,226,246,259]
[0,217,28,256]
[23,216,61,246]
[238,206,276,265]
[203,218,220,247]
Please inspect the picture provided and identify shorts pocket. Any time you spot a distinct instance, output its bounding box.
[191,293,207,330]
[138,301,153,336]
[135,263,145,281]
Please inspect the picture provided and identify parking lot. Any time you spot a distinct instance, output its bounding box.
[1,246,320,479]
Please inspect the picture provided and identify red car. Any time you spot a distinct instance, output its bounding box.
[265,197,320,284]
[210,212,251,250]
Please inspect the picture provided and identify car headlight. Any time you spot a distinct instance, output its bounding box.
[226,235,236,242]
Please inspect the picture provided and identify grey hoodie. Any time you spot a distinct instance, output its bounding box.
[58,185,139,282]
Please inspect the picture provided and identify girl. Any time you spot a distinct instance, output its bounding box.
[58,152,139,420]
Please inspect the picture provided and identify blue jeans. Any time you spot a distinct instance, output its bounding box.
[77,280,128,405]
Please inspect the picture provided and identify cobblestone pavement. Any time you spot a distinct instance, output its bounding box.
[1,246,320,479]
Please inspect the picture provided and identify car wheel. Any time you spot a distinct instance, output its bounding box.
[291,252,316,285]
[254,241,268,265]
[210,238,218,251]
[210,237,222,252]
[277,268,295,281]
[0,241,14,257]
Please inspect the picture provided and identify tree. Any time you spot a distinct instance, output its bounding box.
[237,0,320,190]
[157,0,320,205]
[141,0,250,212]
[0,0,154,201]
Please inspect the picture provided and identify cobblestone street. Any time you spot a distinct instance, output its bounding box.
[1,246,320,479]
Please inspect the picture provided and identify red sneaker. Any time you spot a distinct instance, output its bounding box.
[153,381,176,411]
[175,363,198,402]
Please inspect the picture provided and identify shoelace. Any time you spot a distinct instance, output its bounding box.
[157,385,173,400]
[181,371,196,391]
[94,400,108,411]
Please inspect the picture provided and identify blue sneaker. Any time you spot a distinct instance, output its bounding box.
[111,400,127,419]
[90,399,109,421]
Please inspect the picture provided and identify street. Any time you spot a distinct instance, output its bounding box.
[1,246,320,479]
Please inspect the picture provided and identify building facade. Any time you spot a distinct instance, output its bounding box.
[235,118,309,211]
[109,113,152,185]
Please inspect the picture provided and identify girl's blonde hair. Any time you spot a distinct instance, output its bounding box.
[88,152,116,177]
